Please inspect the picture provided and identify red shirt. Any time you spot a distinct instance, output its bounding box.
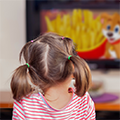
[12,90,95,120]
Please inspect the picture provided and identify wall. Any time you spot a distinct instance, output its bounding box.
[0,0,25,91]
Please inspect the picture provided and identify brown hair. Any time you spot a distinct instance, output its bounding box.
[11,32,91,101]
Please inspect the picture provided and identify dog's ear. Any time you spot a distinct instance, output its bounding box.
[101,13,111,24]
[101,13,109,19]
[118,14,120,24]
[119,15,120,24]
[112,13,120,25]
[112,13,119,18]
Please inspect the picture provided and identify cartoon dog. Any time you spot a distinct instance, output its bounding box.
[101,12,120,58]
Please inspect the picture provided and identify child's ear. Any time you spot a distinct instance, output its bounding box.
[71,74,74,79]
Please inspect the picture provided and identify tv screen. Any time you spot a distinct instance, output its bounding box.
[26,1,120,69]
[40,9,119,60]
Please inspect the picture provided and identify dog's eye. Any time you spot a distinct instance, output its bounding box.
[106,25,111,30]
[114,26,119,33]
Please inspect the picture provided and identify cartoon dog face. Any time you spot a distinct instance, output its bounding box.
[101,13,120,43]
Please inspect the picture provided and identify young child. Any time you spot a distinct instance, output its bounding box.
[11,32,95,119]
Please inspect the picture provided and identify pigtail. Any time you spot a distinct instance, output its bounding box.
[11,41,33,101]
[70,56,92,97]
[28,66,49,92]
[11,65,32,101]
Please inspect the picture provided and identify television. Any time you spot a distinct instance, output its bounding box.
[26,0,120,70]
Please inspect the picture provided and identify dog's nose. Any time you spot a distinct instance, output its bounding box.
[107,33,113,37]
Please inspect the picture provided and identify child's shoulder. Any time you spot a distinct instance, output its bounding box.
[13,93,41,108]
[74,91,88,99]
[23,92,40,101]
[73,91,92,104]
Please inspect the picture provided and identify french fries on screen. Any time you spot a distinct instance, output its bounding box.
[45,9,105,51]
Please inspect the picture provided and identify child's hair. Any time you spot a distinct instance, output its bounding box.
[11,32,91,101]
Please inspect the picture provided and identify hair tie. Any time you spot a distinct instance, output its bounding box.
[62,37,64,40]
[31,40,33,42]
[26,63,30,68]
[68,55,72,60]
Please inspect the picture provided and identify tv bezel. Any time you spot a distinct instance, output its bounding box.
[26,0,120,70]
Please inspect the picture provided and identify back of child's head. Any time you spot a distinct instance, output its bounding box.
[11,32,91,101]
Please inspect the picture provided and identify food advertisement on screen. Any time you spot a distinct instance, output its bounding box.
[40,9,120,59]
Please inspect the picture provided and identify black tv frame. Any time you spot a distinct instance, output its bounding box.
[26,0,120,70]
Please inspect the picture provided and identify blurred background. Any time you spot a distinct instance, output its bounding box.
[0,0,120,120]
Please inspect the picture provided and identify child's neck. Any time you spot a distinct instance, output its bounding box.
[44,77,73,110]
